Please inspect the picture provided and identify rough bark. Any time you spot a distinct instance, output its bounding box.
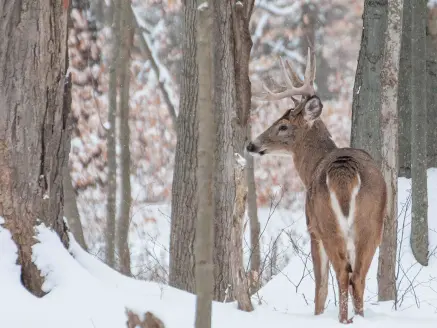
[195,2,214,327]
[398,1,412,178]
[351,0,388,163]
[245,126,261,294]
[105,0,121,268]
[427,5,437,168]
[63,163,87,250]
[410,0,429,266]
[211,0,254,301]
[377,0,403,302]
[211,0,237,301]
[117,0,134,276]
[0,0,70,296]
[169,0,198,293]
[230,155,254,311]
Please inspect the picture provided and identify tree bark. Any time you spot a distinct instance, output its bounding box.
[105,0,121,269]
[195,2,214,327]
[0,0,70,296]
[117,0,134,276]
[398,1,412,178]
[245,126,261,294]
[169,0,198,293]
[427,5,437,168]
[211,0,254,301]
[377,0,403,302]
[410,0,429,267]
[351,0,388,163]
[211,0,237,300]
[230,155,254,311]
[63,163,88,250]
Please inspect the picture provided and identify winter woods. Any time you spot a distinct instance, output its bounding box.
[0,0,437,327]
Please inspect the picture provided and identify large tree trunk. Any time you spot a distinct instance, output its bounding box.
[169,0,198,293]
[211,0,238,301]
[63,163,88,250]
[195,2,214,327]
[0,0,70,296]
[427,4,437,168]
[211,0,254,302]
[410,0,429,266]
[106,0,121,268]
[351,0,388,162]
[117,0,134,276]
[377,0,403,302]
[398,1,412,178]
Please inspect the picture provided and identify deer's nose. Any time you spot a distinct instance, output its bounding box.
[246,142,258,153]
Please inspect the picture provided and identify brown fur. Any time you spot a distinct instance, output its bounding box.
[248,97,387,324]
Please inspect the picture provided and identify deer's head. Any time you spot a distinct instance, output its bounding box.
[247,48,324,157]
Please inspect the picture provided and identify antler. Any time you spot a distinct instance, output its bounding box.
[258,47,316,102]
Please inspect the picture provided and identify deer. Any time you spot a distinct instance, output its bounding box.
[247,49,387,324]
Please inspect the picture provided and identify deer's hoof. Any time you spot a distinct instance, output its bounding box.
[340,317,354,324]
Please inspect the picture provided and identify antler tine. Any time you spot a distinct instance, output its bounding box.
[255,51,316,102]
[279,56,295,89]
[285,60,304,87]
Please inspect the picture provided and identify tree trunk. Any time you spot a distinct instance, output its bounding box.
[351,0,388,162]
[63,163,88,250]
[230,155,254,311]
[0,0,70,296]
[377,0,403,302]
[169,0,198,293]
[211,0,254,301]
[410,0,429,266]
[106,0,121,269]
[195,2,214,327]
[427,5,437,168]
[245,126,261,294]
[211,0,238,300]
[117,0,134,276]
[398,1,412,178]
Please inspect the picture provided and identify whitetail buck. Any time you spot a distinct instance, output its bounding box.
[247,49,387,324]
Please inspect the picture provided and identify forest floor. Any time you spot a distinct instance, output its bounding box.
[0,169,436,327]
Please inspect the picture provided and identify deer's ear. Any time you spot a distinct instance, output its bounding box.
[303,96,323,122]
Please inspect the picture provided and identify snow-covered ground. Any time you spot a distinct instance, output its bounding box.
[1,169,436,327]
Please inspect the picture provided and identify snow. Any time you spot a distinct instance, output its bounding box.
[1,169,437,327]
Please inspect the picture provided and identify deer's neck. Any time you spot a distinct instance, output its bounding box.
[293,121,337,187]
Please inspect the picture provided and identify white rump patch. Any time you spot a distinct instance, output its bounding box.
[326,174,361,271]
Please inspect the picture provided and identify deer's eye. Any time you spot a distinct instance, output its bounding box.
[278,125,288,131]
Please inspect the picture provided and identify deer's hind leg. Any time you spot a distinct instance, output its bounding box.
[349,228,379,316]
[323,237,353,324]
[310,233,329,315]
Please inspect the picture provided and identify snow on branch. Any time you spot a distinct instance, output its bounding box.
[131,5,178,129]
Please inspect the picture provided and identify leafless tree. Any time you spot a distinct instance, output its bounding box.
[410,0,429,267]
[195,1,214,327]
[117,0,134,276]
[169,0,198,293]
[377,0,403,301]
[351,0,387,162]
[0,0,71,295]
